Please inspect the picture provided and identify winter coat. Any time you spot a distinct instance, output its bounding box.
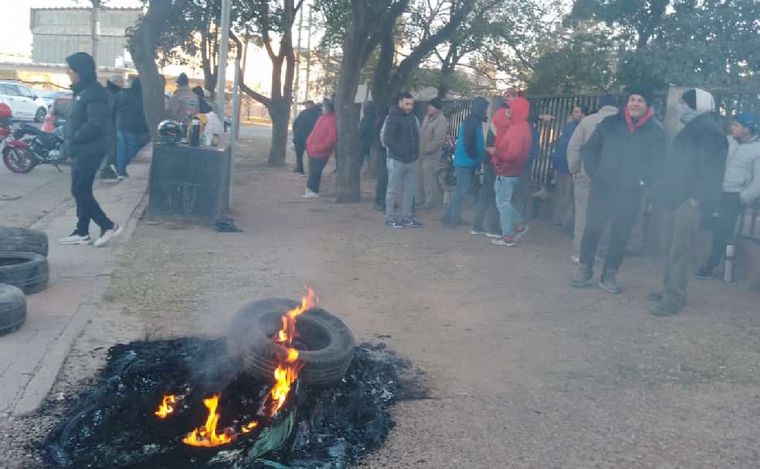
[581,110,666,190]
[382,105,420,163]
[722,135,760,204]
[551,121,578,174]
[306,112,337,159]
[453,97,488,169]
[419,110,448,160]
[167,86,199,125]
[492,97,532,177]
[359,102,377,154]
[116,79,149,135]
[567,105,618,178]
[293,105,322,144]
[64,52,110,165]
[653,110,727,214]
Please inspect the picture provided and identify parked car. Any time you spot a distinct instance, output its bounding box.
[0,81,49,123]
[35,90,72,111]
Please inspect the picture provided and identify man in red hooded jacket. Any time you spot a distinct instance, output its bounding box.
[303,101,337,198]
[490,97,532,246]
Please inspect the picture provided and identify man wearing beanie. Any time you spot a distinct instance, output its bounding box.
[417,97,447,209]
[695,111,760,280]
[167,72,199,126]
[649,88,728,316]
[572,85,666,293]
[59,52,122,247]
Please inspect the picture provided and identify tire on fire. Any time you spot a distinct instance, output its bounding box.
[228,298,355,386]
[0,226,49,257]
[0,283,26,336]
[0,251,49,294]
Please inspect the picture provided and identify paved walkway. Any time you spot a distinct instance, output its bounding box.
[0,158,149,416]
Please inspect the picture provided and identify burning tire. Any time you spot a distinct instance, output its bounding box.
[228,298,355,386]
[0,251,49,294]
[0,226,49,257]
[0,283,26,335]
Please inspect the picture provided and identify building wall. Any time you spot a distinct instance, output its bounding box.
[30,8,141,68]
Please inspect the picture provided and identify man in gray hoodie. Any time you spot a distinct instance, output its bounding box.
[695,112,760,279]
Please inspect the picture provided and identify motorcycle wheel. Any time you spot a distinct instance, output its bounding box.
[2,147,36,174]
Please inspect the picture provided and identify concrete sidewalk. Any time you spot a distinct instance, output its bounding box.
[0,158,149,416]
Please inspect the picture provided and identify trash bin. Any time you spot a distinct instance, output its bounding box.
[148,143,230,222]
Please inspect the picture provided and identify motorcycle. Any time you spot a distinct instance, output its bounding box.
[2,122,66,174]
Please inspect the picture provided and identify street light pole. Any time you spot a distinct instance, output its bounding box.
[216,0,231,116]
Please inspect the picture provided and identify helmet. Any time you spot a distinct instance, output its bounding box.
[0,103,12,119]
[157,119,183,145]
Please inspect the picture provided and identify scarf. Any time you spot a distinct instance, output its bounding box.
[624,107,653,133]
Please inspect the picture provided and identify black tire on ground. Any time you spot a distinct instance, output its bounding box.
[0,226,49,256]
[0,283,26,336]
[228,298,355,386]
[0,251,49,294]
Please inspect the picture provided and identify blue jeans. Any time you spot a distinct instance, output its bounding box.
[307,156,328,193]
[442,166,473,224]
[495,176,522,237]
[385,158,417,219]
[116,130,143,176]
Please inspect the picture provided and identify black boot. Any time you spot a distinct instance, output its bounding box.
[599,269,621,294]
[572,264,594,288]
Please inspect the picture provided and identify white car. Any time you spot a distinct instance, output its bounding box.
[0,81,49,122]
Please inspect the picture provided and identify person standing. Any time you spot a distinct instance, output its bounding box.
[490,97,532,246]
[648,88,728,316]
[572,86,666,293]
[551,105,586,228]
[472,102,504,238]
[566,95,619,263]
[441,97,489,228]
[58,52,121,247]
[383,93,422,228]
[695,112,760,279]
[114,77,149,179]
[374,107,391,212]
[100,74,123,179]
[358,101,378,173]
[292,100,322,175]
[166,73,199,127]
[417,97,447,210]
[303,101,337,198]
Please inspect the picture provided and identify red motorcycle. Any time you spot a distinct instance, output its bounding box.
[0,103,37,174]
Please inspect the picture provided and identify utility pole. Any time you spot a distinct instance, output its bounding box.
[90,1,101,65]
[292,5,303,120]
[216,0,231,117]
[304,6,312,103]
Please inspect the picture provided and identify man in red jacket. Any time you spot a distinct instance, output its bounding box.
[490,97,532,246]
[303,101,337,198]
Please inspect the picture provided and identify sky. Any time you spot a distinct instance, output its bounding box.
[4,0,142,56]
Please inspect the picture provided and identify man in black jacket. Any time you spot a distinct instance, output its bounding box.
[572,86,666,293]
[59,52,121,248]
[114,77,149,179]
[382,92,422,228]
[649,89,728,315]
[292,101,322,174]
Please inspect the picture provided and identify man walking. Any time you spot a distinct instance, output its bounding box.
[649,88,728,316]
[383,93,422,228]
[58,52,121,247]
[114,77,149,179]
[567,95,619,264]
[572,86,666,293]
[417,97,447,210]
[551,105,586,228]
[695,112,760,279]
[441,97,489,228]
[292,100,322,175]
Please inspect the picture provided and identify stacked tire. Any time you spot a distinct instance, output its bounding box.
[0,226,50,336]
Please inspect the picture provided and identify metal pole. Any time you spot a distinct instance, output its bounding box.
[91,4,101,64]
[292,5,303,122]
[216,0,231,116]
[304,6,312,103]
[229,57,241,206]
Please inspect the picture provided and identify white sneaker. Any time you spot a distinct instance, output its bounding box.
[302,189,319,199]
[470,229,486,236]
[93,224,123,247]
[486,232,502,239]
[570,255,580,265]
[59,232,92,245]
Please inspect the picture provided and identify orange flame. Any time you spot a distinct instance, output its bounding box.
[268,349,302,416]
[182,394,234,447]
[277,288,317,346]
[155,394,177,419]
[241,421,259,434]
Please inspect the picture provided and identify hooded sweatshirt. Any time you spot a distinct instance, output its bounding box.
[453,97,488,169]
[306,112,337,159]
[167,85,199,125]
[492,97,532,177]
[723,134,760,204]
[566,105,618,178]
[64,52,109,164]
[116,78,149,135]
[551,120,579,174]
[654,89,727,213]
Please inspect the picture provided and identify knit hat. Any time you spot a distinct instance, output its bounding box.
[735,112,759,133]
[682,88,715,112]
[177,73,189,86]
[626,85,654,107]
[429,97,443,110]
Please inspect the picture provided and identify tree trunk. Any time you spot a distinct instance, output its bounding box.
[268,97,290,167]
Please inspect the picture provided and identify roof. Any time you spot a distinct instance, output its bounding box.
[30,7,142,11]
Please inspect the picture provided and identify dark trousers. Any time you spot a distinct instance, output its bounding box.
[72,159,114,236]
[662,200,700,309]
[375,149,388,207]
[580,184,642,271]
[307,155,328,193]
[704,192,741,270]
[294,141,306,172]
[473,161,499,233]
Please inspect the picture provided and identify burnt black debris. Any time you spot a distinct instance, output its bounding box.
[44,338,415,468]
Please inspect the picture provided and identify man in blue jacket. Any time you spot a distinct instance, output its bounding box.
[441,97,489,228]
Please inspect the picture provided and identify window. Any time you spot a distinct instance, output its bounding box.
[0,84,20,97]
[14,85,35,99]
